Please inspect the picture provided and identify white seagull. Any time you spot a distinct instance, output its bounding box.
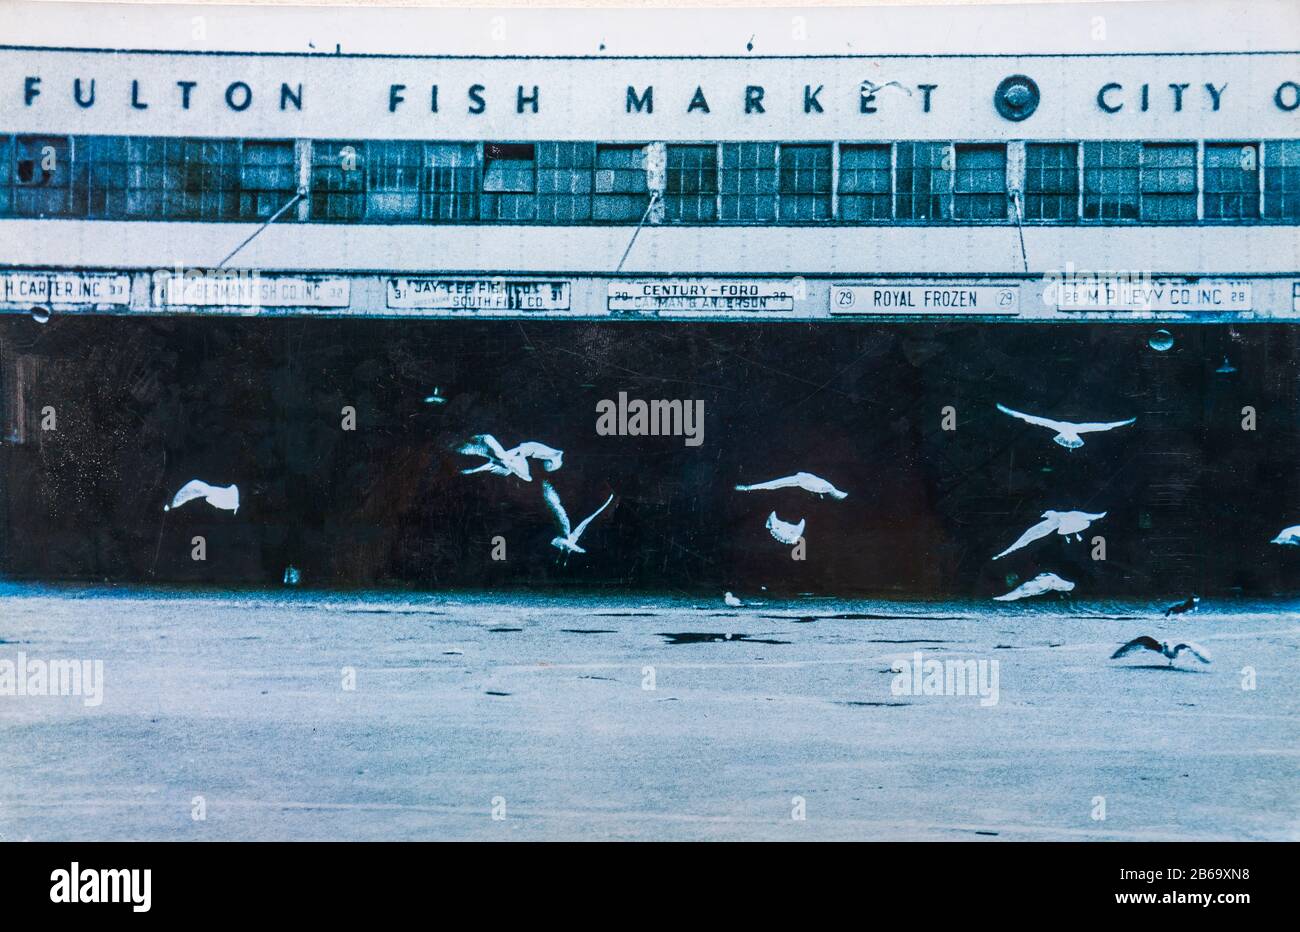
[457,434,563,481]
[861,79,912,97]
[996,404,1136,450]
[541,480,613,555]
[736,472,847,500]
[1270,525,1300,546]
[164,480,240,515]
[993,510,1107,560]
[724,592,744,607]
[766,512,806,545]
[1111,636,1212,667]
[993,572,1075,602]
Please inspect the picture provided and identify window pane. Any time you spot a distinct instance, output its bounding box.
[12,135,81,217]
[535,141,593,223]
[238,140,297,221]
[779,144,831,221]
[1204,142,1258,220]
[838,143,891,221]
[310,140,365,222]
[719,143,776,221]
[365,141,423,222]
[593,144,649,222]
[422,142,478,222]
[1140,142,1197,222]
[0,135,9,215]
[895,141,951,221]
[481,143,536,220]
[1263,140,1300,221]
[1083,141,1139,221]
[664,144,717,222]
[1024,142,1078,221]
[953,144,1006,220]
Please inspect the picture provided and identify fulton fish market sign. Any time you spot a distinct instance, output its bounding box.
[6,50,1297,140]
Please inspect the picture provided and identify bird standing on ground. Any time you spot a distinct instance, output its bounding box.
[541,480,613,556]
[995,404,1136,450]
[993,510,1107,559]
[164,480,240,515]
[735,472,848,500]
[1111,636,1212,666]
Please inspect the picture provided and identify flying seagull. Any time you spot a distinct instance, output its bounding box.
[541,480,613,555]
[993,510,1106,560]
[993,572,1075,602]
[423,388,447,405]
[736,472,847,500]
[1270,525,1300,546]
[457,434,563,481]
[996,404,1136,450]
[1164,595,1200,617]
[164,480,240,514]
[766,511,806,545]
[861,79,911,97]
[1111,636,1212,667]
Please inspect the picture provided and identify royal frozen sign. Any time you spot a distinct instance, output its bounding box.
[830,285,1019,315]
[609,280,798,312]
[154,273,350,308]
[387,278,571,311]
[1,272,130,306]
[1054,279,1252,312]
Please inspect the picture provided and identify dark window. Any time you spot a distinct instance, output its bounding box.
[719,143,777,222]
[664,144,717,222]
[779,144,832,221]
[895,142,951,221]
[1204,142,1259,220]
[838,144,891,221]
[12,135,80,217]
[1140,142,1197,222]
[593,144,649,222]
[310,141,366,222]
[953,144,1007,220]
[79,135,128,219]
[1083,141,1139,221]
[535,142,594,223]
[1024,143,1078,221]
[1263,140,1300,221]
[238,140,297,220]
[481,143,537,221]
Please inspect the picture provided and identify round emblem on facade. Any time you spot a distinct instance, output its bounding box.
[994,75,1040,121]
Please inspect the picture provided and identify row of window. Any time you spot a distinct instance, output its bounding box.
[2,134,1298,225]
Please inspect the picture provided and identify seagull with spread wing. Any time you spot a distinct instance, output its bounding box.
[735,472,847,500]
[765,512,806,545]
[457,434,563,481]
[541,480,613,556]
[993,510,1106,560]
[996,404,1135,450]
[993,571,1075,601]
[164,480,240,515]
[1270,525,1300,546]
[1111,636,1212,667]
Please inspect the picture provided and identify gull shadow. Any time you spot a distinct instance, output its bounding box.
[657,632,791,646]
[1117,664,1211,673]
